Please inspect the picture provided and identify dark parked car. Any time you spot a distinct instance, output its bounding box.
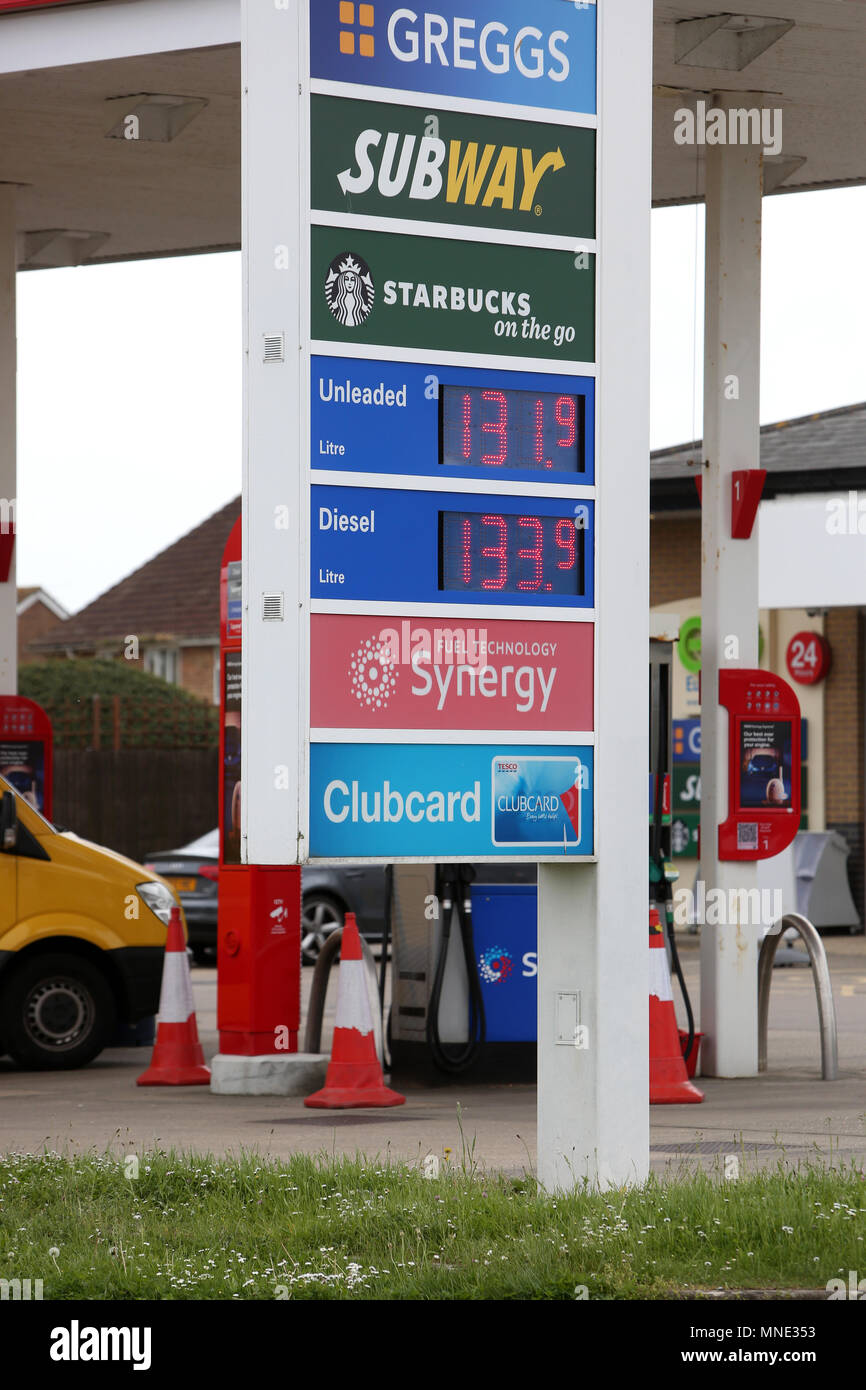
[145,830,388,965]
[145,831,536,965]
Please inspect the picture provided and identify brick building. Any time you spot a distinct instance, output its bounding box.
[651,402,866,922]
[17,586,68,664]
[32,497,240,704]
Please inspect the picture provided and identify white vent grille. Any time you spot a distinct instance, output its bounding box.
[262,592,284,622]
[263,332,285,363]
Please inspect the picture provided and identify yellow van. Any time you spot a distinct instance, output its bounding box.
[0,776,182,1069]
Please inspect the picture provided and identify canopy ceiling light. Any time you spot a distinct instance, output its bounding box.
[18,229,109,269]
[104,93,208,143]
[675,13,794,71]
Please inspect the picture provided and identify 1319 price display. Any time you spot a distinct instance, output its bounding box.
[439,510,585,596]
[440,386,585,473]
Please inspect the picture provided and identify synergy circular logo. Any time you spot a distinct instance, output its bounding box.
[349,636,399,711]
[324,251,375,327]
[478,946,514,985]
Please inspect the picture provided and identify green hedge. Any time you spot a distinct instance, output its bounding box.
[19,660,220,749]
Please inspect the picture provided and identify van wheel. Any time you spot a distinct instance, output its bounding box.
[1,953,116,1070]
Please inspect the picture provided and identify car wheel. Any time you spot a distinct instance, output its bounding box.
[1,953,116,1070]
[301,894,344,965]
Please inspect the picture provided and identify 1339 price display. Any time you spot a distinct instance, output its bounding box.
[438,510,586,596]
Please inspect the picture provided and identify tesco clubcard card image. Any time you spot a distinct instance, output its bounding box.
[491,755,588,849]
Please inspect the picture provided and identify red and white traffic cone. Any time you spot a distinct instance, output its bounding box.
[137,906,211,1086]
[649,906,703,1104]
[305,912,405,1109]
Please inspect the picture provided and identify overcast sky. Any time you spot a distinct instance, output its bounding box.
[15,184,866,615]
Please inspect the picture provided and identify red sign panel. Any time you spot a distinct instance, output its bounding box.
[0,695,53,819]
[0,2,98,11]
[718,669,801,862]
[310,614,594,733]
[786,631,831,686]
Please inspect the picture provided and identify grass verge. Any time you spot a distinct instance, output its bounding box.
[1,1148,864,1299]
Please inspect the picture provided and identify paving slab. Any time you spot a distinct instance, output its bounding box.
[1,933,863,1180]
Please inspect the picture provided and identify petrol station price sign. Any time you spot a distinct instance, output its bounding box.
[300,0,600,862]
[312,357,595,485]
[311,486,593,606]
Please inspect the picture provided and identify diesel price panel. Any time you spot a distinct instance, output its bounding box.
[311,485,594,609]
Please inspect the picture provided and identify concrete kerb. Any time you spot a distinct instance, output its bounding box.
[210,1053,328,1096]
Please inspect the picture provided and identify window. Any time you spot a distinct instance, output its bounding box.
[143,646,179,685]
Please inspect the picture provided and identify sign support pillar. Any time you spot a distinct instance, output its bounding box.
[699,117,763,1078]
[537,0,652,1191]
[0,186,16,696]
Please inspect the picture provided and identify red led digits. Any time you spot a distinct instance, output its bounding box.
[442,386,582,473]
[461,518,472,586]
[461,392,472,460]
[555,517,576,570]
[517,516,544,591]
[480,513,508,590]
[534,399,552,468]
[556,395,576,449]
[440,509,585,598]
[480,389,508,466]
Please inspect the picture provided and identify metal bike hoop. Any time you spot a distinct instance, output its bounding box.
[758,913,838,1080]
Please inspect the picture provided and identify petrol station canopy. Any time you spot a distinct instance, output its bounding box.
[0,0,863,269]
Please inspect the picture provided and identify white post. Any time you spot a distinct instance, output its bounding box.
[699,115,763,1077]
[537,0,652,1191]
[240,1,305,866]
[0,187,16,696]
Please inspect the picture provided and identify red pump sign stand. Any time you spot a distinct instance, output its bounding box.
[718,669,801,861]
[216,517,302,1056]
[0,695,52,819]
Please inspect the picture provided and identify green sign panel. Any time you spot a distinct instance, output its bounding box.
[673,765,701,810]
[311,225,595,363]
[671,813,699,859]
[311,95,596,240]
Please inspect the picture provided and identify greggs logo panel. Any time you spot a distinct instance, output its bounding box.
[311,1,597,116]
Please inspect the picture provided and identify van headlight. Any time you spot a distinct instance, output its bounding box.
[136,881,176,926]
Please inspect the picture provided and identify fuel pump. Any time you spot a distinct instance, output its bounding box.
[389,860,536,1081]
[388,636,679,1081]
[649,637,696,1063]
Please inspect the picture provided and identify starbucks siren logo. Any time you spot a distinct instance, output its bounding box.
[325,251,374,328]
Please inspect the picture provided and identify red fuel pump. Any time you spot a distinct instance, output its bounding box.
[216,516,302,1055]
[718,668,801,861]
[0,695,52,818]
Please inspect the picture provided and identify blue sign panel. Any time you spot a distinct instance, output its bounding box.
[311,484,594,607]
[672,717,701,764]
[471,885,537,1042]
[309,742,594,858]
[312,357,595,486]
[310,1,597,116]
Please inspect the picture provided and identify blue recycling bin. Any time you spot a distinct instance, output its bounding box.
[470,884,537,1042]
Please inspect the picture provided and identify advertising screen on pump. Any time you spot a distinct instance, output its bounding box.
[248,0,601,863]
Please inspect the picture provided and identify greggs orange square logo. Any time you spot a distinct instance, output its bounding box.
[339,2,375,57]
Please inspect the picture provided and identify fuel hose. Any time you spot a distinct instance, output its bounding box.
[651,667,695,1064]
[427,863,486,1074]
